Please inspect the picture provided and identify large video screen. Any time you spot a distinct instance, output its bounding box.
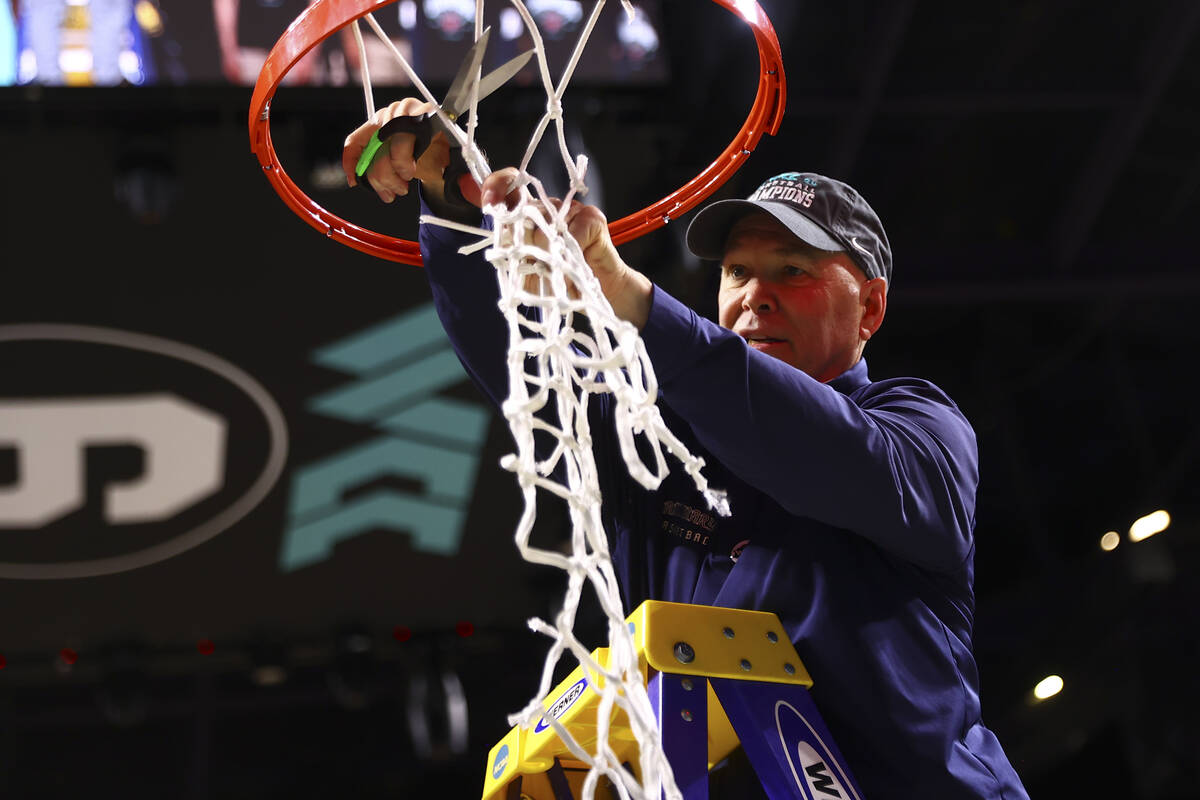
[1,0,668,88]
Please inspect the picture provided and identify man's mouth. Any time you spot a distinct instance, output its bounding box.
[745,336,786,348]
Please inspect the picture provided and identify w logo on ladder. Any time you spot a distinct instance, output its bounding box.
[774,700,861,799]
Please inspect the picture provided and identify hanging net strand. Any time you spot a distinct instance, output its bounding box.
[352,3,730,798]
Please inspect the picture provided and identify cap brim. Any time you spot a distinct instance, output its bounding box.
[685,199,842,260]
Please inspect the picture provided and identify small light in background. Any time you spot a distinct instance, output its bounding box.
[1099,531,1120,551]
[251,663,288,687]
[1129,510,1170,542]
[528,0,583,39]
[310,161,350,191]
[118,49,146,85]
[250,641,289,687]
[59,47,93,76]
[134,0,164,36]
[616,5,659,64]
[1033,674,1064,702]
[399,0,418,30]
[499,8,524,39]
[423,0,474,40]
[18,50,38,84]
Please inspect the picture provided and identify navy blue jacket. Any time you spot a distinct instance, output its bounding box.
[420,203,1029,800]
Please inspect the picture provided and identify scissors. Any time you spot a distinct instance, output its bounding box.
[355,27,533,207]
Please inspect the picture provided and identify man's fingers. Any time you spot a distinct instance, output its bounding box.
[414,132,451,184]
[385,132,418,182]
[342,122,378,186]
[480,167,524,209]
[341,98,438,188]
[368,159,410,201]
[566,202,607,247]
[342,148,360,187]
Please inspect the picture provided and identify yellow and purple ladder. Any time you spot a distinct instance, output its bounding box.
[481,599,865,800]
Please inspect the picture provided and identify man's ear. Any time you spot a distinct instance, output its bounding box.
[860,277,887,341]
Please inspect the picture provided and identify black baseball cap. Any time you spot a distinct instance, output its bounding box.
[685,171,892,285]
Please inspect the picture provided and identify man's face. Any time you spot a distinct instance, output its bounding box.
[716,213,885,383]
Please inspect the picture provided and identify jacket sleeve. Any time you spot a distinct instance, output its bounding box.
[418,196,584,480]
[640,285,979,573]
[418,194,511,411]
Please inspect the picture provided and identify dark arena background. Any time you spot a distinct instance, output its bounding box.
[2,0,1199,797]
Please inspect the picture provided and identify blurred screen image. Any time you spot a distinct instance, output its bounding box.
[6,0,667,87]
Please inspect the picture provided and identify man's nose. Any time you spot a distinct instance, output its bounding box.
[742,278,776,313]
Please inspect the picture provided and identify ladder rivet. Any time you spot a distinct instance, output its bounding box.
[681,709,694,722]
[723,627,735,639]
[673,642,695,664]
[740,659,752,671]
[767,631,778,643]
[784,663,796,675]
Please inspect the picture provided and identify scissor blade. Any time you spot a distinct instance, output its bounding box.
[463,48,536,111]
[442,26,492,115]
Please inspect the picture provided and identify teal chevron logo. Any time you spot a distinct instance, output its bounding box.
[279,303,490,571]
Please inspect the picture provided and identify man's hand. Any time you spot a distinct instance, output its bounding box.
[340,108,652,327]
[342,98,451,205]
[480,168,653,329]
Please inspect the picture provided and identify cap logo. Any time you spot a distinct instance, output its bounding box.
[750,173,815,208]
[850,237,872,257]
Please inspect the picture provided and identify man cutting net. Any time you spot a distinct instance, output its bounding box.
[343,98,1030,800]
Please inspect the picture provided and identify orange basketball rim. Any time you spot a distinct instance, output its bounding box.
[248,0,787,267]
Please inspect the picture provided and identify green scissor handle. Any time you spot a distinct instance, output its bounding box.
[355,130,386,177]
[355,116,435,178]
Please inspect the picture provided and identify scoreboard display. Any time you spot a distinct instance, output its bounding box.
[3,0,668,88]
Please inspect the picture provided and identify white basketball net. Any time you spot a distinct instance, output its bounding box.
[352,3,730,798]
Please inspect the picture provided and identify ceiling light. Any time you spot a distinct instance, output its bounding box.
[1129,510,1170,542]
[1033,675,1063,701]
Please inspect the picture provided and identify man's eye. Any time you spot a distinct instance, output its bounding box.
[784,265,805,277]
[724,265,746,279]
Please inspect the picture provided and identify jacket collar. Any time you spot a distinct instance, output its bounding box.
[828,358,870,395]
